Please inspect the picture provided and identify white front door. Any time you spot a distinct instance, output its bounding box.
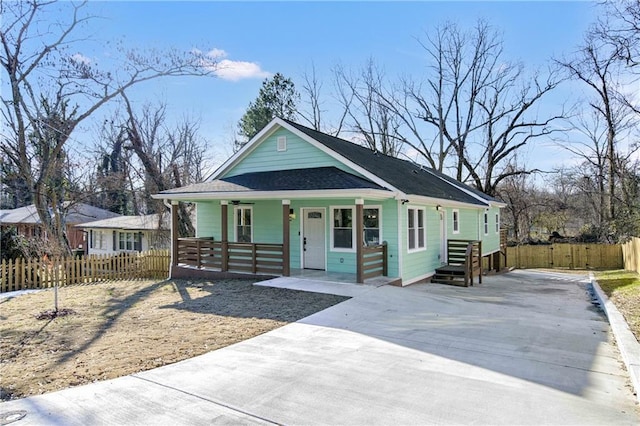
[439,211,447,264]
[302,208,325,270]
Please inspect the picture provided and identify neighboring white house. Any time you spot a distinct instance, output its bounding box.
[76,214,170,255]
[1,202,120,254]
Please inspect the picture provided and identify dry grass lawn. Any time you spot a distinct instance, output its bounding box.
[0,278,347,401]
[595,270,640,341]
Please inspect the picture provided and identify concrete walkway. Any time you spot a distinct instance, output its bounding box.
[2,270,638,425]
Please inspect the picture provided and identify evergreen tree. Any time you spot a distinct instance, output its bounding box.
[236,73,299,150]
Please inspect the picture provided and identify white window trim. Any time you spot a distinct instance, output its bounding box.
[407,206,427,253]
[484,211,489,236]
[330,205,356,253]
[452,209,460,235]
[495,212,500,234]
[363,205,383,246]
[277,136,287,152]
[234,206,254,243]
[118,231,140,252]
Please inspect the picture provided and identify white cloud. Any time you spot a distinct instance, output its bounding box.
[70,53,91,65]
[195,47,271,81]
[206,48,227,59]
[214,59,270,82]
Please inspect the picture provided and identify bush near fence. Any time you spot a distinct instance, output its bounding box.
[505,243,623,270]
[0,250,170,293]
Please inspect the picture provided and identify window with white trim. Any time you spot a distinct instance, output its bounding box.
[119,232,141,251]
[95,231,105,249]
[235,206,252,242]
[495,212,500,233]
[408,207,426,251]
[363,207,380,246]
[484,211,489,235]
[332,207,354,250]
[452,209,460,234]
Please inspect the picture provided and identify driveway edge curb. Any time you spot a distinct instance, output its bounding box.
[590,273,640,403]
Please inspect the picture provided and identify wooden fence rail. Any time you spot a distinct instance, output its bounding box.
[505,243,623,270]
[1,250,170,293]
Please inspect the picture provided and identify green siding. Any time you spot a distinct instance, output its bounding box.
[193,198,400,277]
[448,207,481,241]
[224,128,348,177]
[196,202,218,237]
[194,198,500,283]
[400,204,443,283]
[481,206,501,254]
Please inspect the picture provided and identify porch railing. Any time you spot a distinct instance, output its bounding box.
[176,237,284,275]
[360,243,388,281]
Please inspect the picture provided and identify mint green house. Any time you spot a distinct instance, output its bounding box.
[155,118,506,286]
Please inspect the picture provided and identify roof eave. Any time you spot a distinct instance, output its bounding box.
[396,194,489,209]
[152,188,395,202]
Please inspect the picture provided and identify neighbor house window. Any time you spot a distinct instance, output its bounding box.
[495,212,500,233]
[332,207,354,250]
[408,208,426,251]
[235,206,252,242]
[119,232,141,251]
[363,207,381,246]
[94,231,104,249]
[452,209,460,234]
[484,212,489,235]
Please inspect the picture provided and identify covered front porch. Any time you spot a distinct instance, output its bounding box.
[168,199,391,284]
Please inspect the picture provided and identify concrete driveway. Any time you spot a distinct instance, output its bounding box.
[2,270,638,425]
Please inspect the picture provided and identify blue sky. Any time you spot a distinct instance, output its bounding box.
[59,1,600,173]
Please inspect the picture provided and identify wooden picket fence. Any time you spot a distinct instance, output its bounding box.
[506,243,623,270]
[0,250,170,293]
[622,237,640,273]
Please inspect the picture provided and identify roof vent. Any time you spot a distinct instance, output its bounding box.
[277,136,287,152]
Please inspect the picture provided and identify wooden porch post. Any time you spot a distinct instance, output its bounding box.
[171,201,179,268]
[221,200,228,272]
[282,200,290,277]
[356,199,364,284]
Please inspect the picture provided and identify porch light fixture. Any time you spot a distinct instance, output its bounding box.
[289,208,296,221]
[436,205,442,211]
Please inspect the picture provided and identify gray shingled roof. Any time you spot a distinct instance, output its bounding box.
[160,166,388,194]
[0,203,120,225]
[283,119,492,206]
[75,214,169,231]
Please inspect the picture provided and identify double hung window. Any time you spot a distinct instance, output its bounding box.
[235,207,252,242]
[408,208,426,251]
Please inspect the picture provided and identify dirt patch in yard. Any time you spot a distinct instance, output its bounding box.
[0,279,348,401]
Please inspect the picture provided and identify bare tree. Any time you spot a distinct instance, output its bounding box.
[495,160,548,242]
[375,20,562,194]
[468,66,563,196]
[121,95,209,237]
[558,25,632,222]
[601,0,640,68]
[334,60,404,156]
[0,0,217,254]
[299,63,325,132]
